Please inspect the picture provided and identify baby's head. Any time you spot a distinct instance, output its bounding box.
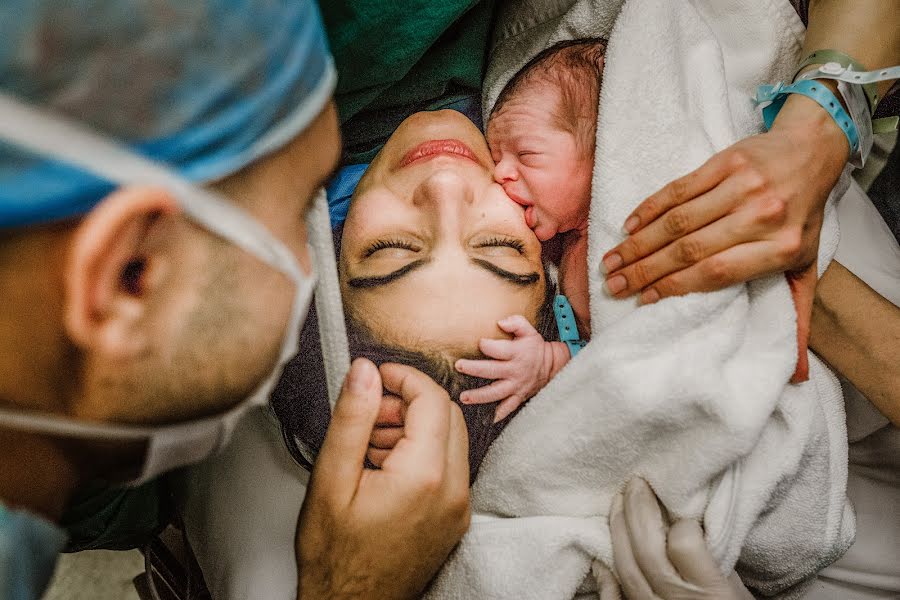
[487,38,606,241]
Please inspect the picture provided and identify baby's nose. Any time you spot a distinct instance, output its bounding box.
[493,156,519,184]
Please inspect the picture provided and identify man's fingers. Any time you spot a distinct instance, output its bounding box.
[605,176,742,273]
[497,315,538,338]
[478,337,516,360]
[311,358,382,506]
[604,209,756,298]
[456,358,509,381]
[609,490,660,600]
[622,478,684,594]
[366,447,390,468]
[459,380,515,405]
[493,395,524,423]
[666,519,724,588]
[623,153,730,234]
[378,363,451,476]
[444,402,472,507]
[369,425,404,449]
[638,240,792,304]
[376,394,405,427]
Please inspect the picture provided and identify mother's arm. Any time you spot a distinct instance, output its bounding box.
[810,260,900,426]
[600,0,900,303]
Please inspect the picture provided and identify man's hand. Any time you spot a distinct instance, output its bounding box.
[609,478,754,600]
[455,316,570,423]
[296,358,471,600]
[367,393,405,468]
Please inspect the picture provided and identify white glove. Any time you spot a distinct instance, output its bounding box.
[607,478,755,600]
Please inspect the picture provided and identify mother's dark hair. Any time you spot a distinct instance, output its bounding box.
[272,226,558,482]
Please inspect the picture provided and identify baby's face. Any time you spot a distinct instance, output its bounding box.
[487,83,594,241]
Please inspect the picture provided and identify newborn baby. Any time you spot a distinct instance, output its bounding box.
[454,38,606,421]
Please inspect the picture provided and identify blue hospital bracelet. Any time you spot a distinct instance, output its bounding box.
[552,294,587,357]
[755,79,859,155]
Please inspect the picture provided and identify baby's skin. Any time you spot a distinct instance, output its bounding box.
[455,66,599,421]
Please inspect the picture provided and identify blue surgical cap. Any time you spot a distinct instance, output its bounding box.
[0,0,336,228]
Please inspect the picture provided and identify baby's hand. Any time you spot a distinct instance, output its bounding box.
[366,393,405,468]
[456,315,570,423]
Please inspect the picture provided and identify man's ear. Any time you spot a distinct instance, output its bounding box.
[64,186,180,358]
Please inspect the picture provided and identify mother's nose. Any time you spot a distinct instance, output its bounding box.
[412,168,475,208]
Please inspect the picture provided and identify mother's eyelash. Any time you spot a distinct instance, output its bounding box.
[476,236,525,253]
[364,238,420,257]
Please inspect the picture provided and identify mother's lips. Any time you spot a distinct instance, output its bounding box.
[399,139,480,167]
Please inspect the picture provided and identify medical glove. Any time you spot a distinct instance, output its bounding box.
[455,315,571,422]
[296,358,470,600]
[609,478,755,600]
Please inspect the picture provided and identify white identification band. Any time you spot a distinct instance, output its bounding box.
[797,62,900,135]
[836,79,872,168]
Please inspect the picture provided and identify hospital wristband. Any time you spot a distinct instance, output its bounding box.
[553,295,586,357]
[793,50,880,111]
[755,79,859,156]
[795,62,900,135]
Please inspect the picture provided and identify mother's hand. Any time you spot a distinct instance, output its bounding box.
[601,94,849,304]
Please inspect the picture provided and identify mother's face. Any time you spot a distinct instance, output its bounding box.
[340,110,546,358]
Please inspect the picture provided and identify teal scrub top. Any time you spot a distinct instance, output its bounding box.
[0,501,68,600]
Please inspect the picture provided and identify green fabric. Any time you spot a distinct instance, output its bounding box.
[320,0,496,162]
[60,479,169,552]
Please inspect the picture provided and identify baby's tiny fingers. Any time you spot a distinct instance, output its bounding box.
[479,337,516,359]
[497,315,538,338]
[459,380,516,405]
[493,395,525,423]
[455,358,509,380]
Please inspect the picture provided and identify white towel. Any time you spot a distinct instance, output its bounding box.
[424,0,854,598]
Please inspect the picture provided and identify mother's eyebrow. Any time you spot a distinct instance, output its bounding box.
[346,259,430,288]
[470,258,540,286]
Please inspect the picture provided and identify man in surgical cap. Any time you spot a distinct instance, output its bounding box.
[0,2,470,599]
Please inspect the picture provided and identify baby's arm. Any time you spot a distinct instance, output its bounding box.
[559,232,591,336]
[455,315,571,423]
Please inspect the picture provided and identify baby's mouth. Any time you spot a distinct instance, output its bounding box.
[524,206,537,229]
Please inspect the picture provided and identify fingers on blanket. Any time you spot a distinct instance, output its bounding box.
[622,151,730,235]
[604,177,739,275]
[634,239,793,304]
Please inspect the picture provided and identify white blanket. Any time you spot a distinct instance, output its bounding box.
[424,0,854,598]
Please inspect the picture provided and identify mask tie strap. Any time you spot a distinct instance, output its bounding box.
[307,189,350,411]
[0,92,301,283]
